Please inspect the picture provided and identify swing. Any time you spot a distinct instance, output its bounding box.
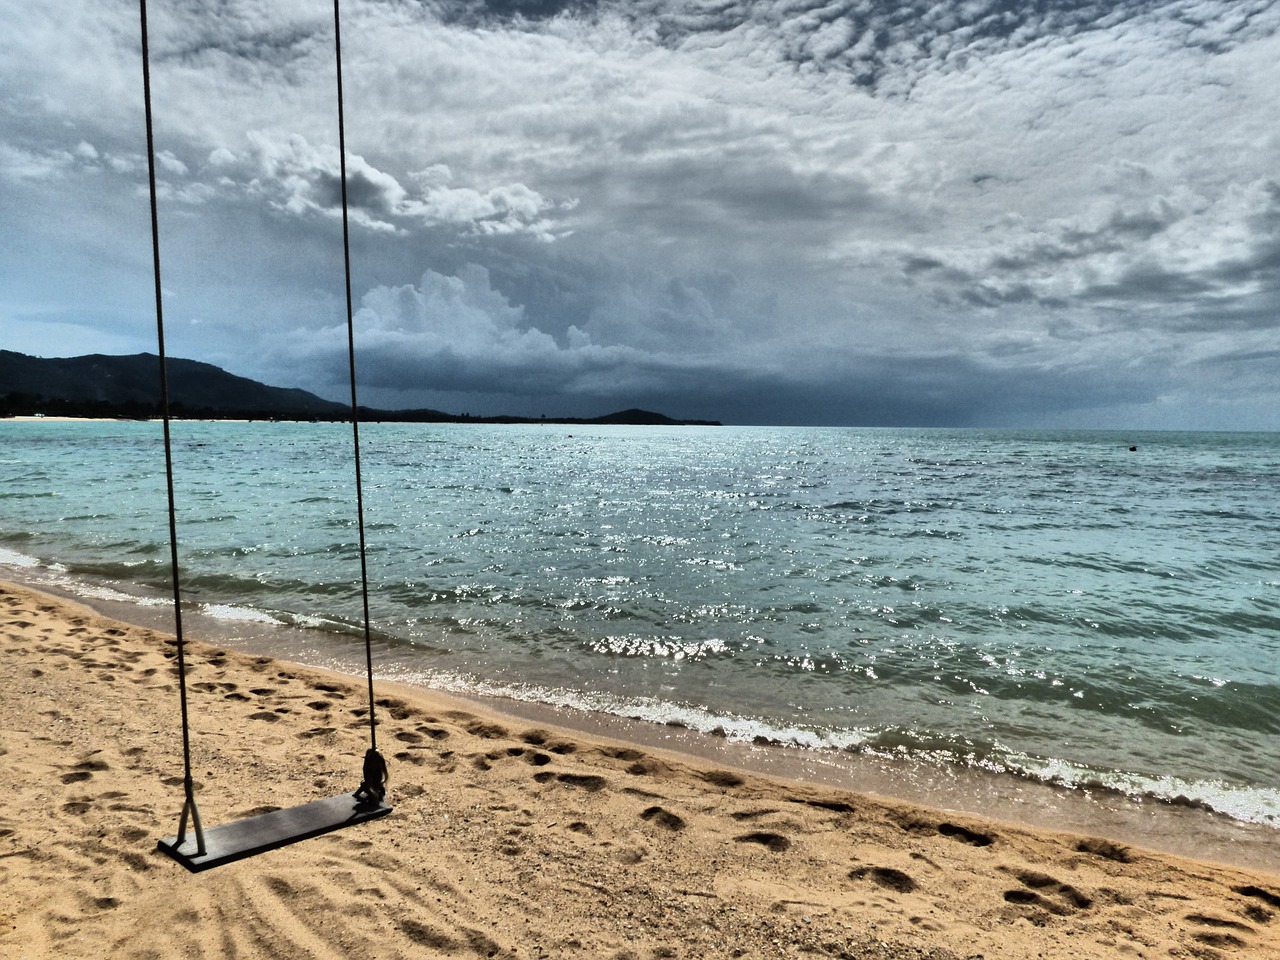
[138,0,393,872]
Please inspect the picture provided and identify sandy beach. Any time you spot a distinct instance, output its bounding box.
[3,579,1279,959]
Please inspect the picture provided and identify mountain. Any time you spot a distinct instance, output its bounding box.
[0,351,349,420]
[587,408,716,426]
[0,351,720,425]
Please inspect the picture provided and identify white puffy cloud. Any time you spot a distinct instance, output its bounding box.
[334,265,645,396]
[198,132,570,237]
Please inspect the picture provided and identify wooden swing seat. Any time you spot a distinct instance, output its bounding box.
[158,793,392,872]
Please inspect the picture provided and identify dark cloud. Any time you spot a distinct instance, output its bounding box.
[465,0,603,21]
[614,0,1174,92]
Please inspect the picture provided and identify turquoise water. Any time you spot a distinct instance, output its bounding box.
[3,420,1279,824]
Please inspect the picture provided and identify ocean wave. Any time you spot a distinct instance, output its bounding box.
[61,580,169,607]
[199,602,284,625]
[0,546,43,568]
[997,753,1280,828]
[373,662,1280,828]
[381,666,854,751]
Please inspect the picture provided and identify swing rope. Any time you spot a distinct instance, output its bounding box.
[139,0,205,855]
[142,0,386,860]
[332,0,388,799]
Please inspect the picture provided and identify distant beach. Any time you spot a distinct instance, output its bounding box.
[6,414,135,422]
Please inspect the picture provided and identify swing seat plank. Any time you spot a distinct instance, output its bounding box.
[157,793,392,872]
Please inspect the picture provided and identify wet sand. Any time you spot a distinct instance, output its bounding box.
[4,579,1280,959]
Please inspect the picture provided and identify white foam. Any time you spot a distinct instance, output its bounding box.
[199,603,282,625]
[379,665,856,752]
[0,546,42,568]
[1004,753,1280,827]
[72,582,168,606]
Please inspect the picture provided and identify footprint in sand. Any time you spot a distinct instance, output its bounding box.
[1234,884,1280,914]
[734,832,791,853]
[376,697,414,721]
[702,770,745,789]
[465,720,510,740]
[937,822,995,847]
[799,797,857,814]
[1185,912,1258,950]
[521,729,575,753]
[730,808,779,822]
[901,817,996,847]
[640,806,686,831]
[397,918,466,953]
[850,865,918,894]
[483,746,551,768]
[1074,837,1132,863]
[624,757,670,777]
[532,771,608,792]
[598,746,645,762]
[1001,868,1091,916]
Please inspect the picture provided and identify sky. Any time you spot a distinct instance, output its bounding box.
[2,0,1279,428]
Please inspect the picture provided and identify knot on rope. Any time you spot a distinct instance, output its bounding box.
[354,748,389,804]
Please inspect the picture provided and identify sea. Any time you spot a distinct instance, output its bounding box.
[3,420,1279,837]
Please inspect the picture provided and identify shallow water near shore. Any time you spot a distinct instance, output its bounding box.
[3,419,1279,839]
[13,574,1280,875]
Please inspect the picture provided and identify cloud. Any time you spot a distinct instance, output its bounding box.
[185,132,571,238]
[3,0,1279,428]
[297,264,702,402]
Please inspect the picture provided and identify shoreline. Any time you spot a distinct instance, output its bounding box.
[5,576,1280,959]
[12,568,1280,877]
[3,415,149,422]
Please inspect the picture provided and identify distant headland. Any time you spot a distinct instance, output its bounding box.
[0,351,720,426]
